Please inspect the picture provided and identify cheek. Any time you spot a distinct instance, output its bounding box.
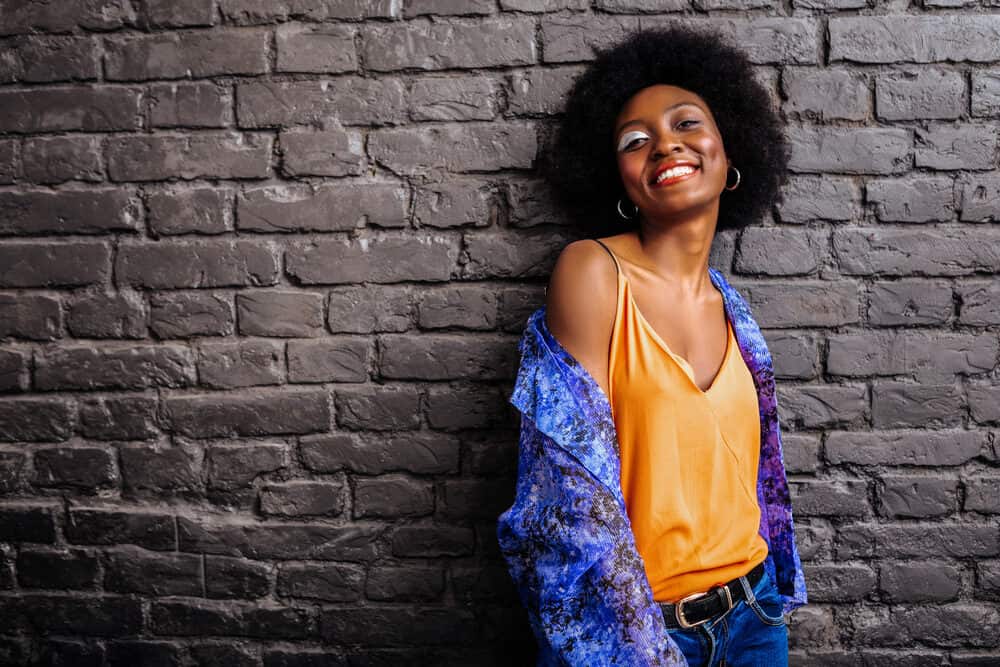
[617,154,645,188]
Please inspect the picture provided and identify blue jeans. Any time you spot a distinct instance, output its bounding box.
[664,568,789,667]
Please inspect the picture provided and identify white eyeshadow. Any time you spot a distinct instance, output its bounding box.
[617,130,648,152]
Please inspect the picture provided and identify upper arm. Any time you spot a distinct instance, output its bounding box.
[544,240,618,396]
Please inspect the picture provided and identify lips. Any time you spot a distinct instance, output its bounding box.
[650,164,700,188]
[649,161,700,186]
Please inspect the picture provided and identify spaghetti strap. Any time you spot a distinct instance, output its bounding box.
[592,239,621,276]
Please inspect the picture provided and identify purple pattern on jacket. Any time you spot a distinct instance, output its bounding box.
[496,265,807,666]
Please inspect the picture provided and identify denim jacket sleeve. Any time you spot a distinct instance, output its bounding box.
[496,308,689,666]
[496,267,807,666]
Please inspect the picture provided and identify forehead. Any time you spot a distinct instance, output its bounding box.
[615,84,712,124]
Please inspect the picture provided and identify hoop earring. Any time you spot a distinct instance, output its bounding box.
[724,165,741,191]
[617,197,638,220]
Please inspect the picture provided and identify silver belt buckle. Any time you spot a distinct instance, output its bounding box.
[674,584,734,629]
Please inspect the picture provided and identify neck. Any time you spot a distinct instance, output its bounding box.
[633,205,719,294]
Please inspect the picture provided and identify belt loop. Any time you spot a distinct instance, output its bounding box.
[737,571,756,605]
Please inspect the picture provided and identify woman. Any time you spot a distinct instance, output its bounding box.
[496,25,808,667]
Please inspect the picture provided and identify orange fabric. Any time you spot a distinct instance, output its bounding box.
[604,247,769,603]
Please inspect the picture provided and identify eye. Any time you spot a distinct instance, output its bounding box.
[677,119,700,129]
[617,130,648,152]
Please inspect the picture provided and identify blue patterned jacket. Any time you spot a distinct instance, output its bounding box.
[496,266,807,666]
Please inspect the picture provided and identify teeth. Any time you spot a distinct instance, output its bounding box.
[656,166,696,183]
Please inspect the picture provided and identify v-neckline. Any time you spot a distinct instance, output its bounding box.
[620,273,732,395]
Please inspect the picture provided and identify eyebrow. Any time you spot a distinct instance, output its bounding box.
[615,101,705,136]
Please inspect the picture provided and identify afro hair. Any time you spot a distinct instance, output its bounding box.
[539,25,790,237]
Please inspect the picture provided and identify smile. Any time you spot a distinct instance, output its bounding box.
[652,165,699,187]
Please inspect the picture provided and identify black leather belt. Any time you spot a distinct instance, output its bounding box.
[658,562,766,629]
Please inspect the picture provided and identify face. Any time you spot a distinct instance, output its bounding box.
[613,84,730,223]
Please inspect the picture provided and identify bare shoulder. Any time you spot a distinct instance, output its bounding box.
[544,239,618,393]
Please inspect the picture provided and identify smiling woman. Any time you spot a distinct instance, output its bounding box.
[497,25,806,667]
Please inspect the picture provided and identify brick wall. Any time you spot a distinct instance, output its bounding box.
[0,0,998,665]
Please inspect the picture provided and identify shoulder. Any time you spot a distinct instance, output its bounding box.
[545,239,618,322]
[544,239,619,391]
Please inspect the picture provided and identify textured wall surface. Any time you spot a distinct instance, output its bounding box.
[0,0,999,665]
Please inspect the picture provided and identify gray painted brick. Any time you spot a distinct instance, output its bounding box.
[300,431,460,475]
[959,174,1000,222]
[880,561,962,603]
[876,68,966,121]
[782,67,869,121]
[106,132,273,181]
[827,331,996,382]
[146,186,233,236]
[915,124,999,171]
[105,30,269,80]
[872,382,964,428]
[5,36,100,83]
[0,87,141,133]
[777,383,867,428]
[769,332,820,380]
[279,127,365,178]
[0,188,141,235]
[830,16,1000,63]
[275,24,357,74]
[368,121,537,175]
[238,183,406,232]
[409,75,499,121]
[735,228,823,275]
[418,286,497,330]
[236,290,325,338]
[117,240,279,288]
[218,0,397,23]
[540,15,639,63]
[866,176,956,222]
[67,291,146,339]
[833,228,1000,276]
[965,477,1000,514]
[327,285,414,333]
[406,0,496,16]
[197,339,284,388]
[788,126,911,174]
[287,337,370,383]
[825,430,986,467]
[412,178,494,229]
[362,18,536,71]
[868,279,954,326]
[149,292,234,338]
[149,81,230,128]
[507,66,583,115]
[969,381,1000,424]
[776,175,861,223]
[972,71,1000,117]
[958,280,1000,325]
[139,0,215,28]
[801,563,876,602]
[236,78,407,127]
[0,224,98,279]
[335,385,422,431]
[22,136,102,184]
[743,281,861,327]
[878,475,959,518]
[353,476,434,518]
[286,235,458,285]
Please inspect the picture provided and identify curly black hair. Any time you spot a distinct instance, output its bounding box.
[539,25,790,238]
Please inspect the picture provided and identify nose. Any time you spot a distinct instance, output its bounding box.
[650,130,685,159]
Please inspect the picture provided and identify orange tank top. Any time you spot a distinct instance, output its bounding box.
[597,240,769,603]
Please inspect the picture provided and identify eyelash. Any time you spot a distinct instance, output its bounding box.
[621,120,699,150]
